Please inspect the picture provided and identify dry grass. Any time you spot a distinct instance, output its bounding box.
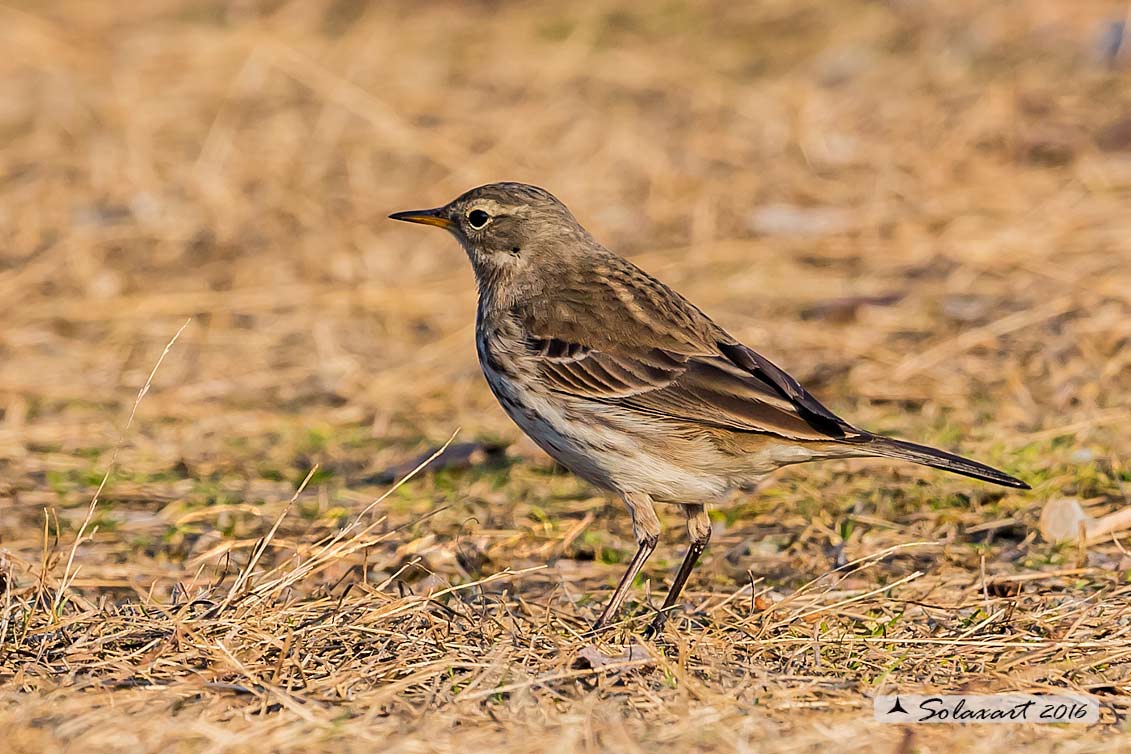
[3,1,1131,751]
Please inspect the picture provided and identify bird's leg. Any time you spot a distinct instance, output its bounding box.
[590,493,660,632]
[590,535,656,631]
[646,504,711,637]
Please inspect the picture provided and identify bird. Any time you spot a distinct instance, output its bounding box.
[390,182,1029,636]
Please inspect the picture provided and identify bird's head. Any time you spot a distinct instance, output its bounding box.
[390,182,591,289]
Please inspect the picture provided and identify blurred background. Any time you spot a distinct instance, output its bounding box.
[3,0,1128,489]
[1,2,1131,749]
[3,0,1131,594]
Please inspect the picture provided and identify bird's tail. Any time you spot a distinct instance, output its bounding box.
[862,435,1030,489]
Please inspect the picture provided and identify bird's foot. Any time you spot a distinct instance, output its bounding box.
[643,609,674,639]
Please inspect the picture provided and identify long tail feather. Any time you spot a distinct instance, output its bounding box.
[864,435,1030,489]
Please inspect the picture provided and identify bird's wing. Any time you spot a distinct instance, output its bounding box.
[518,261,864,442]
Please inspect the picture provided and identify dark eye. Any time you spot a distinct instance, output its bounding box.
[467,209,490,229]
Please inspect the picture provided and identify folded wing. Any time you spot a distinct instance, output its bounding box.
[525,334,862,442]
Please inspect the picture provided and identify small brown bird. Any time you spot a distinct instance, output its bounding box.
[391,183,1028,635]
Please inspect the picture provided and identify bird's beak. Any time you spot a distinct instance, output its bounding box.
[388,207,453,229]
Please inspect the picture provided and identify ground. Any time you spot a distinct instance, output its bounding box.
[2,1,1131,751]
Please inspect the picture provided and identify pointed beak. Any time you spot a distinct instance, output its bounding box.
[388,207,453,229]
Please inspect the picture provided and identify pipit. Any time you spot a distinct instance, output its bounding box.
[391,182,1029,635]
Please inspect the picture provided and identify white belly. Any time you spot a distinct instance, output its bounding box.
[480,356,730,503]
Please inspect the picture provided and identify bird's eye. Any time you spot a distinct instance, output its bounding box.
[467,209,491,229]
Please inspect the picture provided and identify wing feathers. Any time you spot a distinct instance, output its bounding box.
[515,255,861,442]
[526,334,854,440]
[717,341,859,439]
